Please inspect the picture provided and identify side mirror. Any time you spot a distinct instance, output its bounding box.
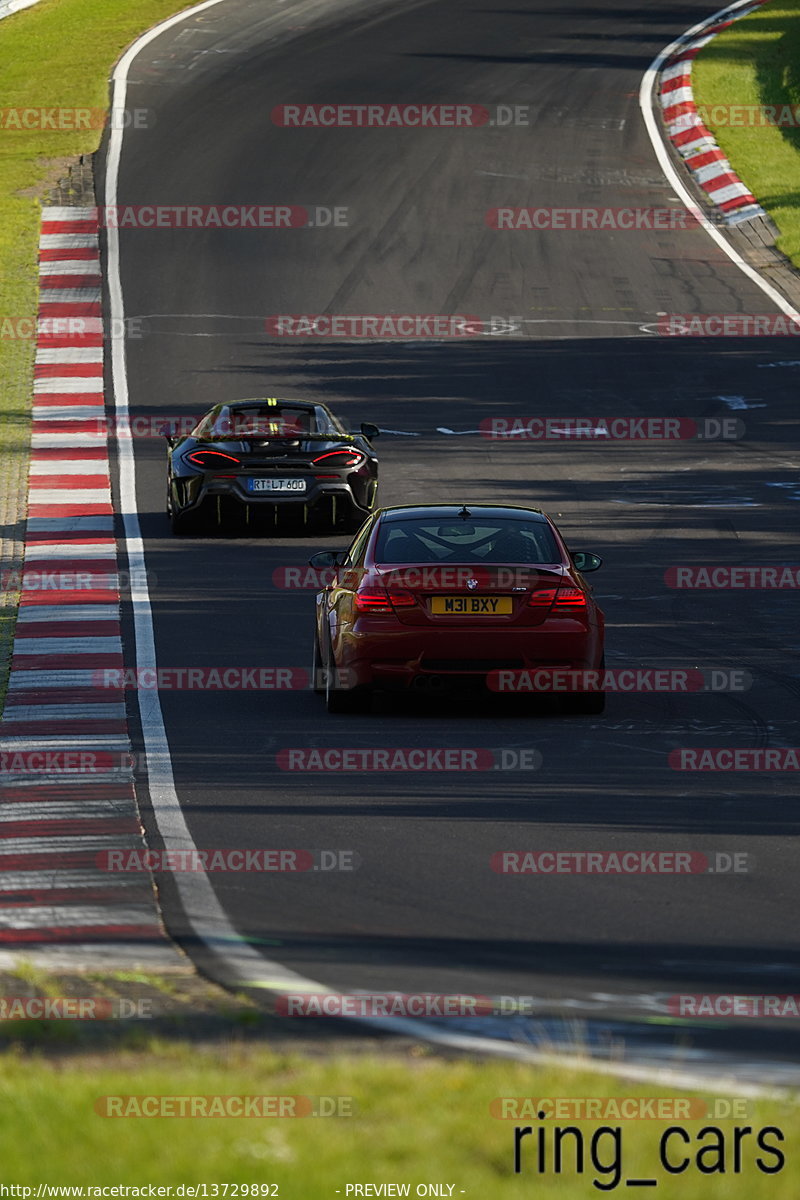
[360,422,380,440]
[571,551,602,572]
[309,550,348,569]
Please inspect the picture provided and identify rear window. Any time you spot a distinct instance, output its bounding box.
[208,406,318,438]
[375,519,560,564]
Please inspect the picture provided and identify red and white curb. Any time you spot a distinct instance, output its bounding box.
[660,0,771,225]
[0,206,178,967]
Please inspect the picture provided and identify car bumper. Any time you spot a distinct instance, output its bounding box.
[333,625,603,690]
[175,473,373,517]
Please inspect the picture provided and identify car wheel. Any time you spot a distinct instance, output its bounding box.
[312,636,325,695]
[564,655,605,716]
[324,641,370,713]
[170,500,205,536]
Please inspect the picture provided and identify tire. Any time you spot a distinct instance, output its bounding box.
[564,655,605,715]
[312,636,325,695]
[565,690,606,715]
[170,505,203,535]
[324,642,370,713]
[168,479,205,536]
[338,509,368,536]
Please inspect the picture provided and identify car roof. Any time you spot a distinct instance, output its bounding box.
[376,504,549,523]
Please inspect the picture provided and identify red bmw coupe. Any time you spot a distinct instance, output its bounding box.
[310,503,605,714]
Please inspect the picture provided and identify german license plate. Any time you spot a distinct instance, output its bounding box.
[430,595,513,615]
[246,478,307,493]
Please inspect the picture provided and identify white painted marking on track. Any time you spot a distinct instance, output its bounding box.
[32,408,104,423]
[28,489,111,505]
[33,376,104,393]
[12,636,122,655]
[36,347,103,364]
[23,542,115,559]
[7,670,109,689]
[25,516,114,533]
[39,234,98,250]
[0,799,132,820]
[0,870,143,890]
[39,288,101,304]
[28,461,109,476]
[38,259,101,275]
[15,604,118,623]
[0,837,140,857]
[0,906,158,930]
[1,703,126,721]
[717,395,766,410]
[41,206,97,221]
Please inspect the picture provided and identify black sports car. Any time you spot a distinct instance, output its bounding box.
[165,398,380,534]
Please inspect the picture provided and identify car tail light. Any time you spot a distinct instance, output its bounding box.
[552,587,587,611]
[310,449,365,469]
[527,587,558,608]
[355,589,415,614]
[185,450,241,469]
[314,474,340,480]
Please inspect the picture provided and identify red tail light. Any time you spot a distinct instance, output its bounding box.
[186,450,241,469]
[355,589,415,614]
[311,449,365,469]
[527,587,558,608]
[552,587,587,611]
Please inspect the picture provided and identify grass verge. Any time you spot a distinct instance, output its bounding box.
[0,0,204,708]
[0,1042,798,1194]
[0,970,798,1195]
[692,0,800,265]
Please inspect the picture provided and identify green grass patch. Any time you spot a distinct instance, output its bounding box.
[0,0,201,708]
[0,1042,798,1195]
[692,0,800,264]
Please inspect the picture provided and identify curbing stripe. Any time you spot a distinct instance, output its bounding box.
[657,0,772,224]
[0,207,176,967]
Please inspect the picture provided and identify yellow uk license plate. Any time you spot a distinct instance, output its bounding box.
[430,595,513,616]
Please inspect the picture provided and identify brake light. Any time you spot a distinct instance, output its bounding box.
[527,587,557,608]
[355,589,415,613]
[186,450,241,468]
[387,589,416,607]
[552,587,587,610]
[311,449,365,469]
